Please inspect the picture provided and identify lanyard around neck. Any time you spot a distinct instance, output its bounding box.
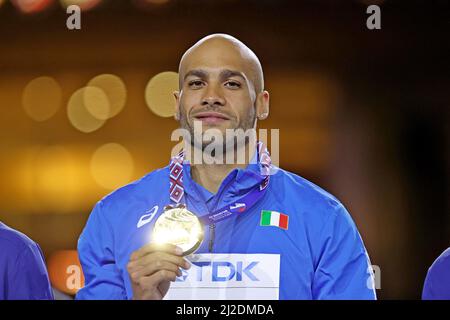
[168,141,272,225]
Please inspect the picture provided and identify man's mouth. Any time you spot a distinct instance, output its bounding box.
[193,112,230,125]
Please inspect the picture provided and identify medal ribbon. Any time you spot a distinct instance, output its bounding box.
[169,142,271,225]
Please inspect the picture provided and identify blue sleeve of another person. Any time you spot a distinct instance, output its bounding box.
[312,205,377,300]
[422,247,450,300]
[0,223,53,300]
[10,243,54,300]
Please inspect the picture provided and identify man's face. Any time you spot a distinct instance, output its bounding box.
[176,43,258,148]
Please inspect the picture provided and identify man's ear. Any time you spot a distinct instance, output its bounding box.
[256,90,270,120]
[173,91,180,121]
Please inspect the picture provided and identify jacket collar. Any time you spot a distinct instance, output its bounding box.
[182,150,265,211]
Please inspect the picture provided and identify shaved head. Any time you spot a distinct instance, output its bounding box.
[174,33,270,153]
[178,33,264,94]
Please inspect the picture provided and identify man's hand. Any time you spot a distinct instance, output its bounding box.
[127,243,191,300]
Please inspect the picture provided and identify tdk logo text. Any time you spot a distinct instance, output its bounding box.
[176,261,259,282]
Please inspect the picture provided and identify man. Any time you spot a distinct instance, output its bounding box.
[0,222,54,300]
[76,34,376,300]
[422,247,450,299]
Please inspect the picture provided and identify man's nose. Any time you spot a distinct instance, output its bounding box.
[201,84,225,107]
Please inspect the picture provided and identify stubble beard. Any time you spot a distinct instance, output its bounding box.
[178,104,257,159]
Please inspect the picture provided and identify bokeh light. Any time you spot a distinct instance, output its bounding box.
[33,146,84,213]
[11,0,55,14]
[5,145,116,214]
[47,250,85,295]
[90,143,134,190]
[67,87,108,133]
[82,86,111,120]
[145,71,178,117]
[87,74,127,119]
[22,76,62,122]
[59,0,102,11]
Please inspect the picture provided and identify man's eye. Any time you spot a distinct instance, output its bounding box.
[188,80,204,88]
[224,81,241,89]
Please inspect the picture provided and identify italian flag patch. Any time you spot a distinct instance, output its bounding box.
[260,210,289,230]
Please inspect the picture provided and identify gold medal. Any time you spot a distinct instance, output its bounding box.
[152,204,204,256]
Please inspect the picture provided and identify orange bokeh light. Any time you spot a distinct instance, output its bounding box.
[47,250,85,295]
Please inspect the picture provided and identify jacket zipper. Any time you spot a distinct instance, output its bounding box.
[208,223,216,253]
[207,174,234,253]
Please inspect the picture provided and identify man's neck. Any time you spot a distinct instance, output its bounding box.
[190,143,255,194]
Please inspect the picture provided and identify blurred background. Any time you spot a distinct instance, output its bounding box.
[0,0,448,299]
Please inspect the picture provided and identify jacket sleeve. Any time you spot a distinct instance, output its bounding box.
[422,248,450,300]
[10,242,54,300]
[312,204,377,300]
[76,200,127,300]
